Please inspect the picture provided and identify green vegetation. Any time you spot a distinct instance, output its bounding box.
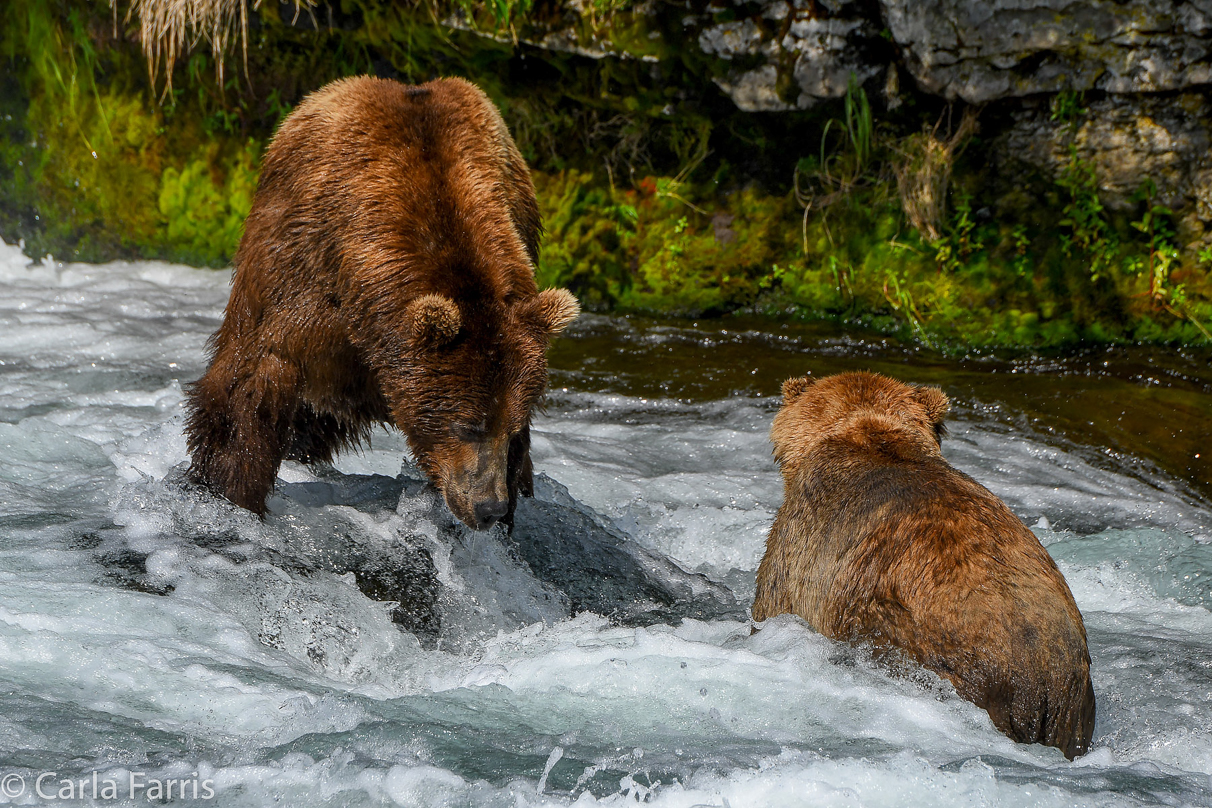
[1,0,1209,348]
[0,0,261,264]
[538,79,1211,348]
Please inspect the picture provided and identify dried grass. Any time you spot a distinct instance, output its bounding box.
[115,0,310,97]
[893,106,979,241]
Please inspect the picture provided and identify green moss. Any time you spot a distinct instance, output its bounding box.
[620,185,795,314]
[0,0,266,264]
[535,169,634,307]
[0,0,1209,348]
[157,138,258,265]
[536,170,797,315]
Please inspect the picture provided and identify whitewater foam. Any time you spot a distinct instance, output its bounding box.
[0,239,1209,806]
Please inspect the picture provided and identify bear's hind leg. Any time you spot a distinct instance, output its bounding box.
[184,353,303,516]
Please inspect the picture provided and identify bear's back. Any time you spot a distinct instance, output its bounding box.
[240,76,540,303]
[791,437,1094,757]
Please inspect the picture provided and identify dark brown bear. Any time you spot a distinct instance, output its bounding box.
[184,77,579,530]
[753,371,1095,759]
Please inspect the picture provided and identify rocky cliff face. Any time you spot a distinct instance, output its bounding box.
[696,2,882,112]
[996,93,1212,240]
[690,0,1212,106]
[882,0,1212,102]
[503,0,1212,245]
[4,0,1210,345]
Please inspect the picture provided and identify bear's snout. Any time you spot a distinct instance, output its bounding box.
[473,499,510,528]
[444,478,509,530]
[435,439,512,530]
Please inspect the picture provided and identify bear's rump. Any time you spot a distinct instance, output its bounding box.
[824,537,1094,757]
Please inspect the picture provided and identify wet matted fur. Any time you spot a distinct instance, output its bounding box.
[185,76,579,530]
[754,371,1095,759]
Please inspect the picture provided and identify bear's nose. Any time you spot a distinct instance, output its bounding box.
[474,499,509,528]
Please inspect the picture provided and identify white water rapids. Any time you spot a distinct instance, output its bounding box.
[0,241,1210,806]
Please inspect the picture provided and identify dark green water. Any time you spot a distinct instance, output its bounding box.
[549,315,1212,502]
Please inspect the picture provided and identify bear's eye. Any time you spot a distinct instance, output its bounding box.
[450,422,488,442]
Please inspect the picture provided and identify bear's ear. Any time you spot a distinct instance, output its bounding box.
[407,294,462,347]
[530,288,581,336]
[914,385,950,425]
[781,375,814,403]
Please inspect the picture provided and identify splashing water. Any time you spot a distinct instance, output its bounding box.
[0,241,1210,807]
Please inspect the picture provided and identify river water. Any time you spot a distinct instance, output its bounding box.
[0,241,1210,806]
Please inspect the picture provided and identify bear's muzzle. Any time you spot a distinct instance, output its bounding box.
[438,438,511,530]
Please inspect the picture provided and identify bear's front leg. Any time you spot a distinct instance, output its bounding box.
[184,352,303,516]
[502,424,534,531]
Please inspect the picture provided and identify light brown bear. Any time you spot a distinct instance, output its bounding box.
[184,77,579,530]
[753,371,1095,759]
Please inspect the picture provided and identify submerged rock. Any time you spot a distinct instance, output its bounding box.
[276,467,743,644]
[513,474,743,625]
[102,463,742,668]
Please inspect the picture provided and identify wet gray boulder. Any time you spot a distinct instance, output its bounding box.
[512,475,743,625]
[108,464,742,663]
